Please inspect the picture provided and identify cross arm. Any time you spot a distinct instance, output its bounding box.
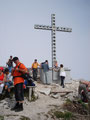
[56,27,72,32]
[34,24,52,30]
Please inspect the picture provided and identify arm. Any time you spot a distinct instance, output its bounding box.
[53,67,60,72]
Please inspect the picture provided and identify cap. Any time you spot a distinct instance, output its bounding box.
[13,57,19,62]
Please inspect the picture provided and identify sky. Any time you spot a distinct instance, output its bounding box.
[0,0,90,81]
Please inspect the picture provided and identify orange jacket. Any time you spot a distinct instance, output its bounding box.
[12,62,27,85]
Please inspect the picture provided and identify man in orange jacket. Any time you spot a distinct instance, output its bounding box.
[11,57,27,112]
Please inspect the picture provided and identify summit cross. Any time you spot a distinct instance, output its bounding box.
[34,14,72,80]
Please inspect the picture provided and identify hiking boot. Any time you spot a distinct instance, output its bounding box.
[15,103,23,112]
[11,102,19,111]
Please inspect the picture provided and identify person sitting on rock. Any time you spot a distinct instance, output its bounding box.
[3,68,13,98]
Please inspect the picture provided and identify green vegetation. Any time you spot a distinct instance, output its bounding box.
[54,111,73,120]
[66,99,72,104]
[78,99,88,110]
[0,115,4,120]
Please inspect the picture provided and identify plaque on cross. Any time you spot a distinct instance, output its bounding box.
[34,14,72,80]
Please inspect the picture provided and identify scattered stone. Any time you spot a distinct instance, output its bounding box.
[39,88,51,95]
[50,93,59,99]
[0,80,82,120]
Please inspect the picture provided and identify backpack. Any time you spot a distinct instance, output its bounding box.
[21,73,35,86]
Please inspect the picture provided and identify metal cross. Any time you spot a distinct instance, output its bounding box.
[34,14,72,81]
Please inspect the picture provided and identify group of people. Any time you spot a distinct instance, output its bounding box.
[0,56,66,112]
[0,56,28,112]
[31,59,66,88]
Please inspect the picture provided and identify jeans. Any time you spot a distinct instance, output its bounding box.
[60,76,65,88]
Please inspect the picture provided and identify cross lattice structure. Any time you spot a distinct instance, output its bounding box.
[34,14,72,80]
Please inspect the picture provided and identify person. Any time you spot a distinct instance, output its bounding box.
[53,60,59,72]
[3,68,13,98]
[59,64,66,88]
[31,59,39,81]
[54,60,58,68]
[6,56,13,72]
[0,67,4,94]
[78,80,90,102]
[41,60,49,84]
[11,57,27,112]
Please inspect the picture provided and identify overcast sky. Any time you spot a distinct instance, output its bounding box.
[0,0,90,81]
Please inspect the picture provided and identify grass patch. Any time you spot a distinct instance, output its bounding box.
[54,111,73,120]
[78,99,88,110]
[63,99,89,115]
[0,116,4,120]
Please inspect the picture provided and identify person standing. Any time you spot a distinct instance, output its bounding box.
[11,57,27,112]
[54,60,58,68]
[31,59,39,81]
[41,60,49,84]
[6,56,13,72]
[60,64,66,88]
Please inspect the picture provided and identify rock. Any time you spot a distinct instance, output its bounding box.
[60,93,67,97]
[39,88,51,95]
[50,93,59,99]
[34,92,39,99]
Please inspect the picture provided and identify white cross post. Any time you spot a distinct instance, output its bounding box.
[34,14,72,81]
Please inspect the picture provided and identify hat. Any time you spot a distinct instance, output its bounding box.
[0,67,4,71]
[13,57,19,62]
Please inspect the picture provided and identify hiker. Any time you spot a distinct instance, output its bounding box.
[54,60,58,68]
[53,60,59,72]
[3,68,13,98]
[41,60,49,84]
[59,64,66,88]
[0,67,4,94]
[11,57,27,112]
[6,56,13,72]
[31,59,39,81]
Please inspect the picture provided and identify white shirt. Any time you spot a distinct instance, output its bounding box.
[60,68,66,77]
[6,73,12,82]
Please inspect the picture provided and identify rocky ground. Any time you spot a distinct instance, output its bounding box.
[0,80,89,120]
